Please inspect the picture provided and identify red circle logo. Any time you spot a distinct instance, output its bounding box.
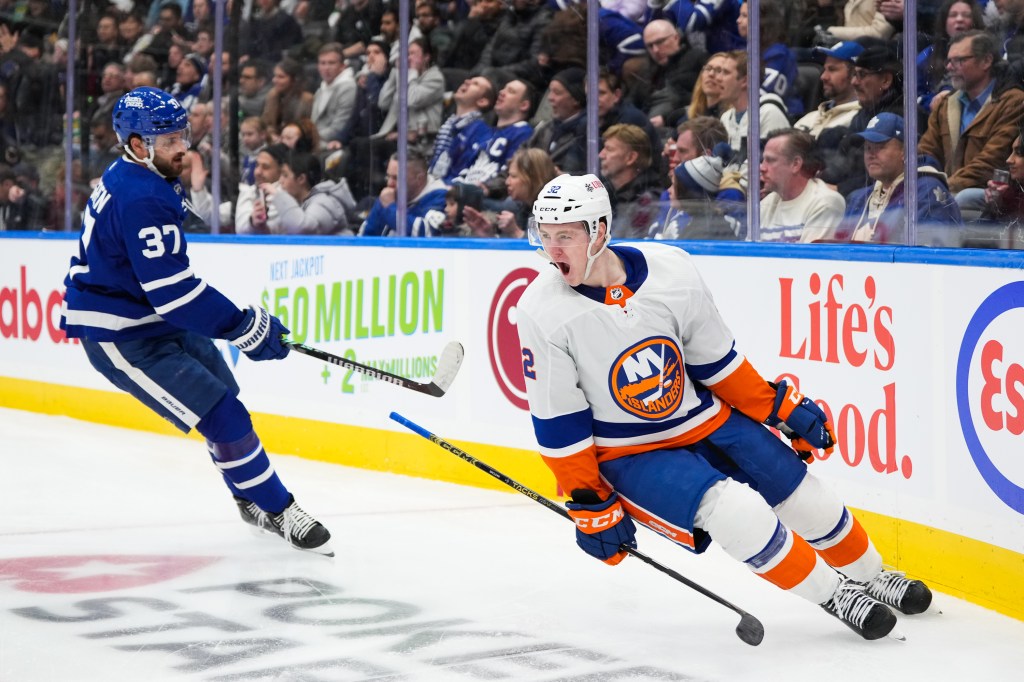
[487,268,539,410]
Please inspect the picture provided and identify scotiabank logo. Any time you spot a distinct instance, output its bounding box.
[487,268,538,410]
[779,273,910,478]
[957,282,1024,514]
[0,265,72,343]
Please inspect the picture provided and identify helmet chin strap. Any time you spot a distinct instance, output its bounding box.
[124,142,170,179]
[582,221,610,281]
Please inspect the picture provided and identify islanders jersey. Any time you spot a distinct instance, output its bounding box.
[516,242,778,496]
[61,157,243,342]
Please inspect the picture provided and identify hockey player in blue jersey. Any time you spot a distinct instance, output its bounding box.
[60,87,333,557]
[517,173,932,640]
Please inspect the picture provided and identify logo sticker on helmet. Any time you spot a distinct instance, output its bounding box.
[608,336,685,420]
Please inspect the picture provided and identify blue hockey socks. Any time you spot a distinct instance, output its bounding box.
[207,431,291,514]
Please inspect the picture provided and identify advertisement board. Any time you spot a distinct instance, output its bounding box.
[2,235,1022,618]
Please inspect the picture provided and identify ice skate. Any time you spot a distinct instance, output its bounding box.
[268,496,335,557]
[865,570,933,615]
[234,496,281,537]
[822,577,898,640]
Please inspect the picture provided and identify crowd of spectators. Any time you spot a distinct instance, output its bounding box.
[2,0,1024,248]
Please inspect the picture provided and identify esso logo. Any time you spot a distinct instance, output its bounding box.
[608,336,684,420]
[487,268,539,410]
[956,282,1024,515]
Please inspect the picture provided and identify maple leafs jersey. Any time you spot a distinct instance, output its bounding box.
[517,242,776,496]
[61,157,244,342]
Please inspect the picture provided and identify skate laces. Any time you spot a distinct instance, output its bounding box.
[277,501,319,541]
[827,580,878,628]
[867,570,911,606]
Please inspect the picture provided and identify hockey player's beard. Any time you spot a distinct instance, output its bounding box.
[153,152,185,179]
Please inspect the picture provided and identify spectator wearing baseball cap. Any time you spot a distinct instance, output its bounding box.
[834,113,962,244]
[817,39,908,198]
[795,41,865,138]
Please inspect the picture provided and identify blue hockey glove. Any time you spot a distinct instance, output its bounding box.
[227,306,290,361]
[766,380,836,455]
[566,490,637,566]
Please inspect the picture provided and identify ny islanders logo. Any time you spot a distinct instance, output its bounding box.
[608,336,685,420]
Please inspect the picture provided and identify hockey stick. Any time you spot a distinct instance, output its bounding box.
[389,411,765,647]
[287,341,464,397]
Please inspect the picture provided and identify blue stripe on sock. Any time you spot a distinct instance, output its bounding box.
[807,508,850,545]
[746,520,788,569]
[208,434,290,513]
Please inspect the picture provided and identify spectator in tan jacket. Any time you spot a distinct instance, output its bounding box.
[917,30,1024,219]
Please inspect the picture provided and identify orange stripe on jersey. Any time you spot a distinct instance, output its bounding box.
[594,403,732,463]
[816,516,870,569]
[541,445,614,499]
[757,533,818,590]
[705,359,777,423]
[619,496,695,549]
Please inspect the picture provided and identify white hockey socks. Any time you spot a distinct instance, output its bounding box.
[696,479,839,604]
[773,473,883,583]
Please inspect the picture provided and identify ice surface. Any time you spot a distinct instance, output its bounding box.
[1,408,1022,681]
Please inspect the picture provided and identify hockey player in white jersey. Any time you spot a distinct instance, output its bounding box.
[516,173,932,640]
[60,87,333,556]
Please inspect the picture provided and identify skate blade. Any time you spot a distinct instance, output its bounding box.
[247,526,276,538]
[887,627,907,642]
[289,539,335,558]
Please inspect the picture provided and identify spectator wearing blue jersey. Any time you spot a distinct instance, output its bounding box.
[60,88,333,556]
[359,150,448,236]
[650,0,744,55]
[456,77,536,200]
[538,3,646,79]
[739,0,803,117]
[169,52,206,112]
[429,76,496,184]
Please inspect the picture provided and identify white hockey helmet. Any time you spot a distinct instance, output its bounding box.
[531,173,613,242]
[530,173,613,281]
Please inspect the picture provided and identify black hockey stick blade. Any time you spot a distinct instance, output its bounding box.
[736,613,765,646]
[390,411,764,646]
[288,341,464,397]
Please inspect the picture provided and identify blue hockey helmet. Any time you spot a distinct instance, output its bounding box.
[112,87,190,148]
